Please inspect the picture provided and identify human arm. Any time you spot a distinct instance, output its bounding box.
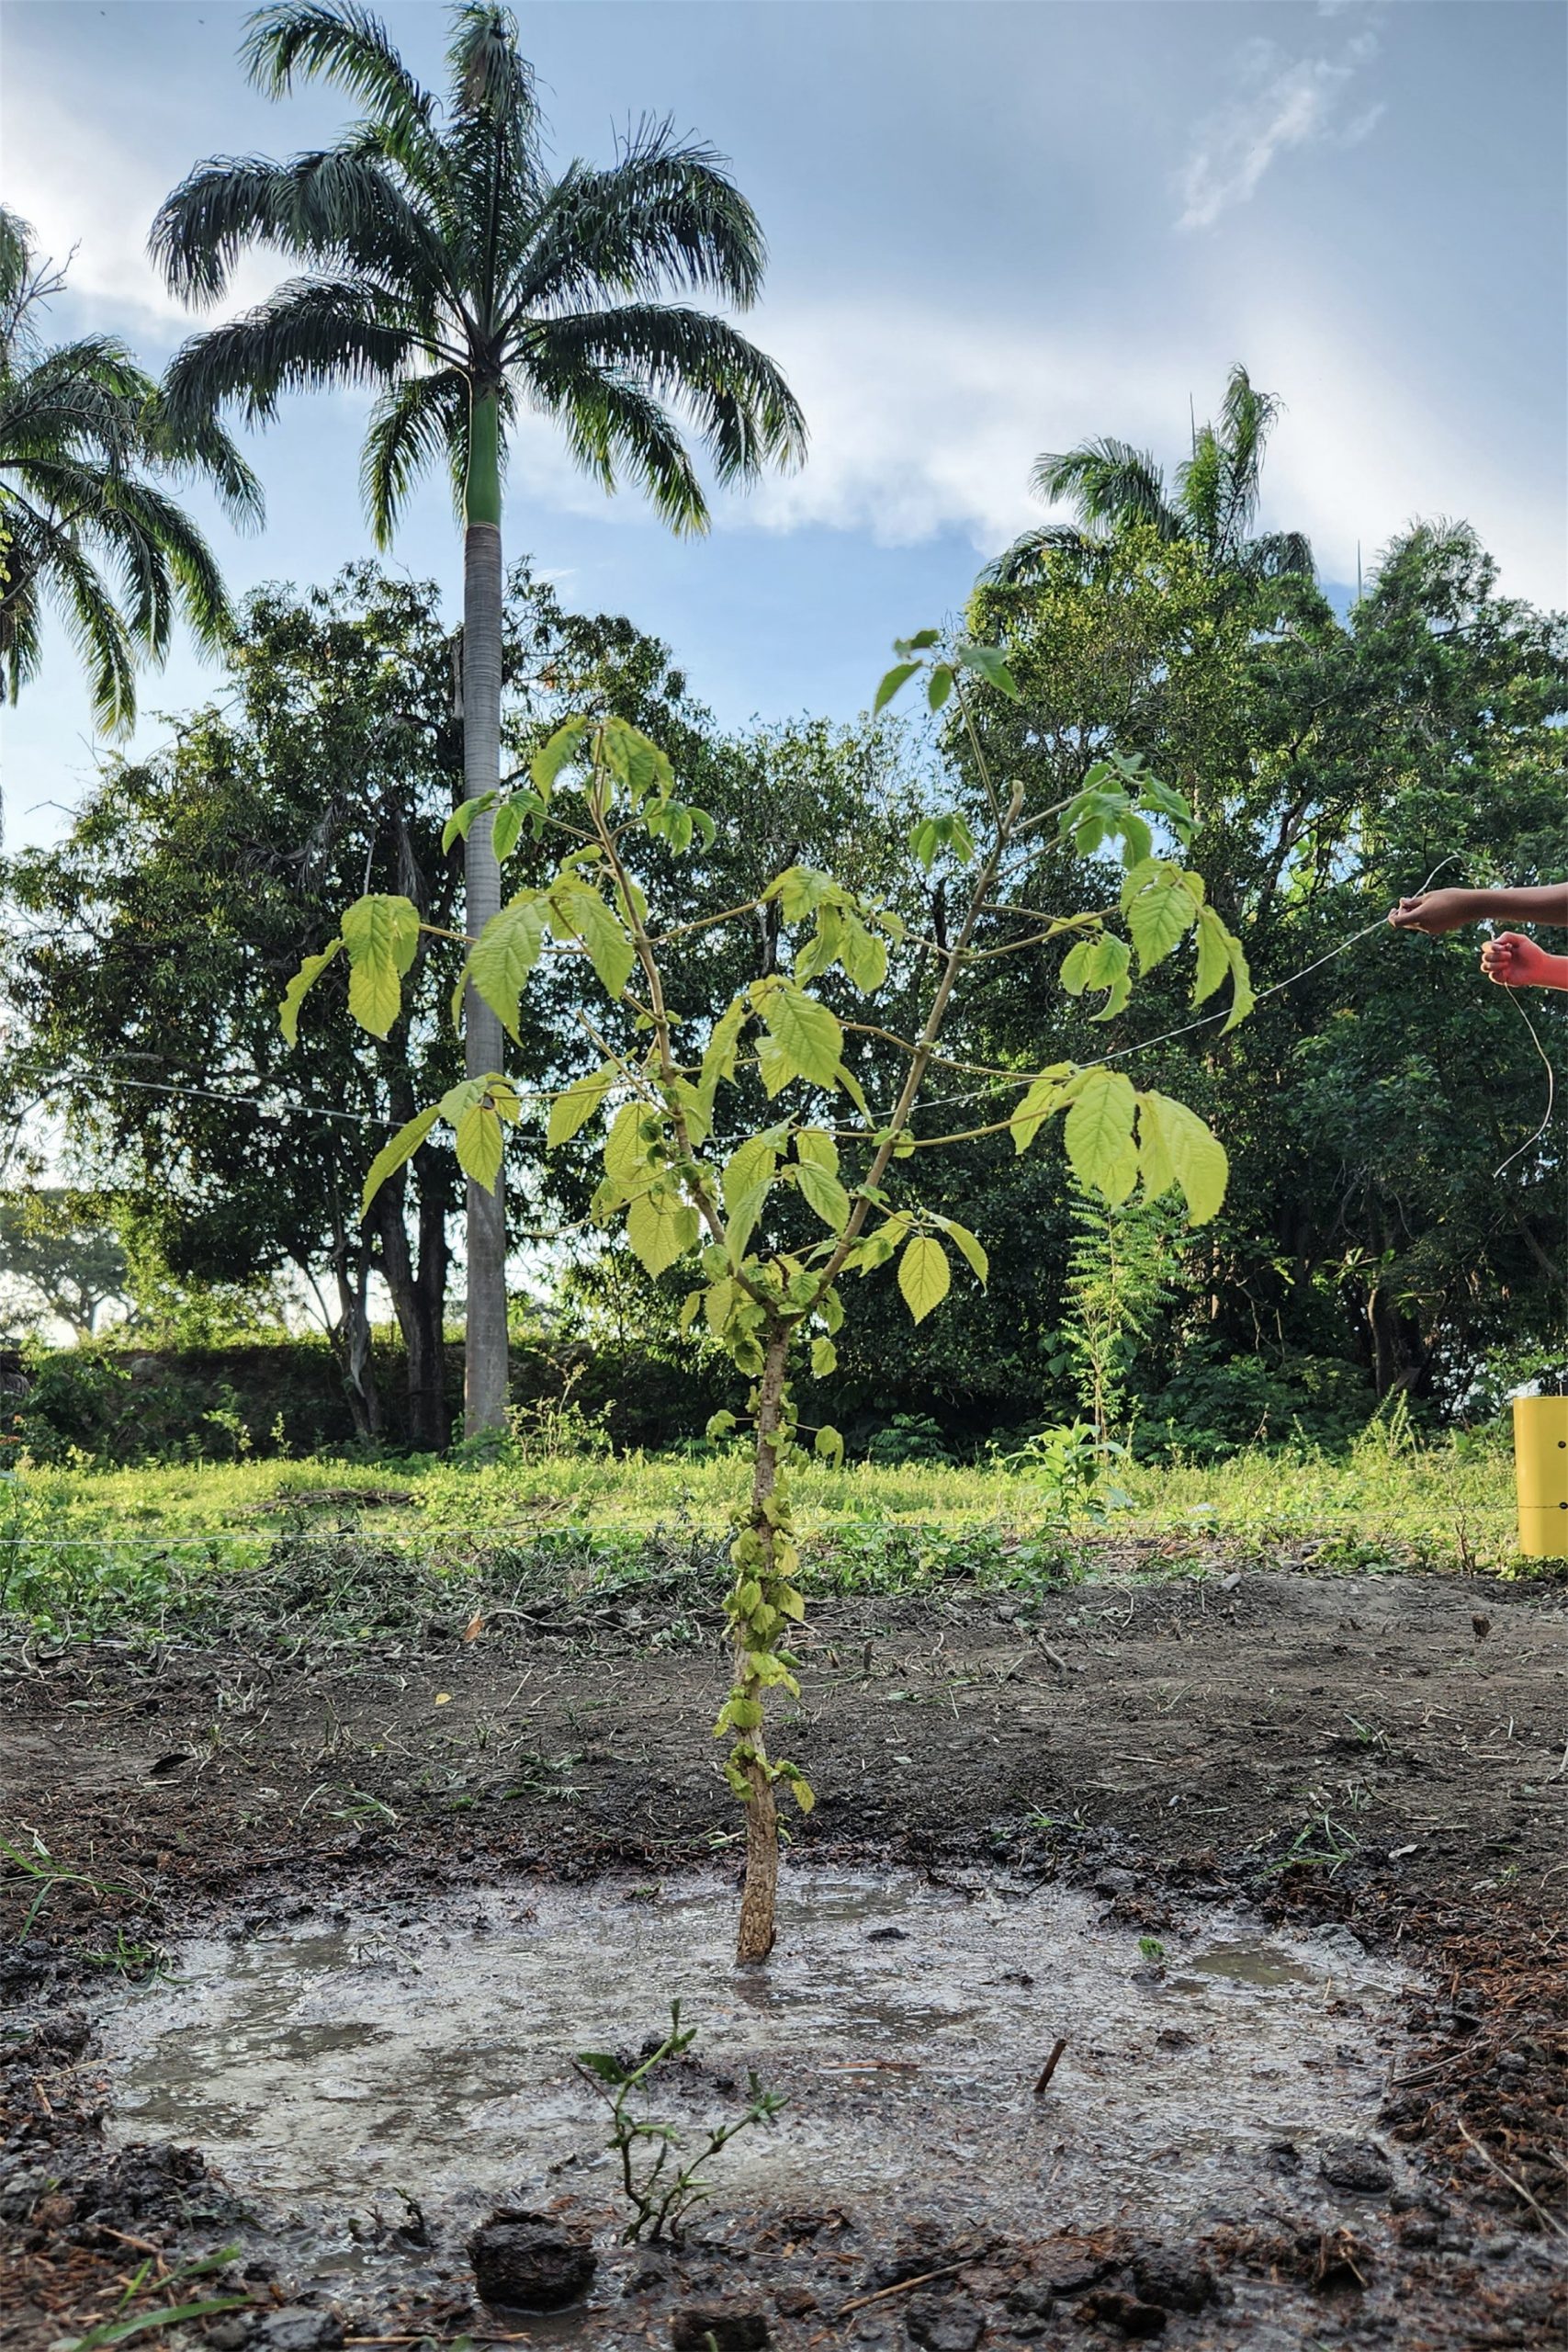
[1480,933,1568,991]
[1388,885,1568,936]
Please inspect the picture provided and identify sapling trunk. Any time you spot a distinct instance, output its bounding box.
[736,1325,789,1962]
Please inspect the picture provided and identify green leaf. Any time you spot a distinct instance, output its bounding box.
[1138,1090,1228,1225]
[455,1098,505,1193]
[341,894,420,1038]
[575,2050,630,2085]
[547,1061,615,1149]
[61,2299,251,2350]
[278,938,342,1045]
[936,1217,989,1285]
[706,1409,737,1440]
[840,919,888,992]
[815,1424,845,1467]
[468,895,546,1039]
[795,1159,852,1232]
[909,817,939,873]
[626,1190,699,1277]
[530,713,592,797]
[1136,1091,1177,1203]
[874,662,919,713]
[360,1102,441,1218]
[550,878,636,999]
[897,1233,951,1324]
[1079,931,1133,1021]
[927,664,953,711]
[1192,905,1232,1006]
[897,628,942,651]
[762,987,843,1088]
[491,798,523,864]
[699,997,748,1117]
[1010,1065,1075,1155]
[1220,929,1256,1034]
[1064,1067,1138,1204]
[1122,861,1200,974]
[811,1336,838,1378]
[723,1136,777,1213]
[795,1127,839,1175]
[956,642,1021,700]
[441,792,496,854]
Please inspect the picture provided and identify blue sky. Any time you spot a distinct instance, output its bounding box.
[5,0,1565,851]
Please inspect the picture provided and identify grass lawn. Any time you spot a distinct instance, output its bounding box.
[0,1425,1527,1644]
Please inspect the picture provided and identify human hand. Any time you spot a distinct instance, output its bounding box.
[1481,932,1556,987]
[1388,889,1477,936]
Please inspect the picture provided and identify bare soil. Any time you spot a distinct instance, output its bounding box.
[4,1566,1568,2351]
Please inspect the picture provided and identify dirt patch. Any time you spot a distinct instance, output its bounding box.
[5,1567,1568,2348]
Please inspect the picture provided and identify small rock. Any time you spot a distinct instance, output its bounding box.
[773,2286,818,2317]
[205,2322,254,2352]
[905,2294,986,2352]
[1030,2249,1107,2294]
[1307,1924,1367,1964]
[1076,2290,1166,2337]
[671,2309,770,2352]
[1131,2250,1215,2313]
[1154,2028,1193,2052]
[1498,2052,1528,2075]
[1319,2137,1394,2195]
[256,2310,342,2352]
[468,2210,596,2311]
[866,1926,909,1942]
[1094,1868,1137,1898]
[1268,2140,1303,2175]
[1005,2279,1055,2318]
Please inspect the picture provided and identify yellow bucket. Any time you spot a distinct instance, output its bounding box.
[1514,1394,1568,1558]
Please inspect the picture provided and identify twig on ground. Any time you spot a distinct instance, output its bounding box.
[1034,2036,1068,2094]
[1454,2120,1568,2242]
[838,2260,967,2316]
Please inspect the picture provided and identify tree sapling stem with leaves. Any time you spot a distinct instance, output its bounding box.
[279,628,1251,1962]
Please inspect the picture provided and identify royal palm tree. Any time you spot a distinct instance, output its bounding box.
[0,206,255,749]
[987,363,1313,588]
[152,0,807,1435]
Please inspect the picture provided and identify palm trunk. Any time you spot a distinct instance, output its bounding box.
[461,389,508,1437]
[736,1326,788,1963]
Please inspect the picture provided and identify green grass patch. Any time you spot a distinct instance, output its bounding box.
[0,1424,1528,1645]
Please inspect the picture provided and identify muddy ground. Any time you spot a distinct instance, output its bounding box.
[4,1563,1568,2350]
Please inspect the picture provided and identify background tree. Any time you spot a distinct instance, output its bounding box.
[0,204,255,760]
[152,0,806,1435]
[0,1190,130,1341]
[988,363,1313,589]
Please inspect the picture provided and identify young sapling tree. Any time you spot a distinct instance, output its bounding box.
[279,630,1252,1960]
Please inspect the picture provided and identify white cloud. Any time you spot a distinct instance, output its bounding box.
[684,296,1562,612]
[4,85,283,337]
[1176,26,1385,232]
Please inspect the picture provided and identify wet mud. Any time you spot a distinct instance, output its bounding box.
[5,1567,1568,2348]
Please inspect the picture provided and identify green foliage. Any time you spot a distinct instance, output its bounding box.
[280,624,1241,1951]
[0,205,254,731]
[575,2001,784,2242]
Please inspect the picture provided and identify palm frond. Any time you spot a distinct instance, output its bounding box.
[162,277,416,427]
[522,358,705,530]
[151,148,449,309]
[517,125,767,312]
[1244,529,1314,582]
[241,1,437,151]
[1032,437,1180,538]
[521,304,806,488]
[446,2,536,129]
[360,367,468,543]
[977,523,1099,586]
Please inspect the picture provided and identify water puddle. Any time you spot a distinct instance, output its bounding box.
[97,1869,1408,2263]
